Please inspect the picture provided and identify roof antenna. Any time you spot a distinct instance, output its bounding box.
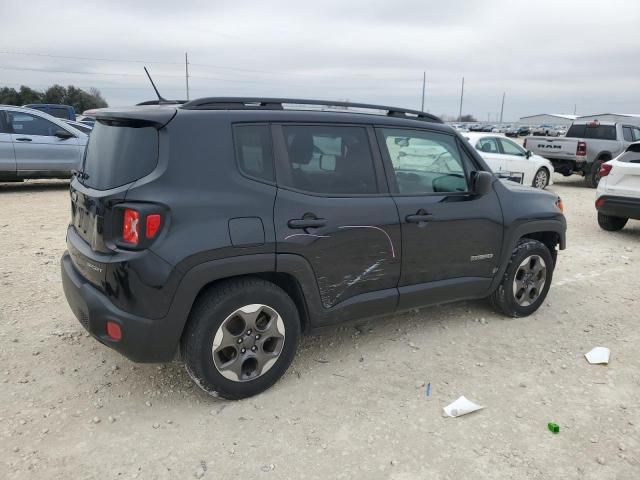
[144,66,168,104]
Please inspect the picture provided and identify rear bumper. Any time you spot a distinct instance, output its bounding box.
[61,252,179,362]
[596,195,640,220]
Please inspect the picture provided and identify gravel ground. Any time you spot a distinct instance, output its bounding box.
[1,175,639,480]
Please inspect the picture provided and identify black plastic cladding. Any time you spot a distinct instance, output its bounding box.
[61,104,566,363]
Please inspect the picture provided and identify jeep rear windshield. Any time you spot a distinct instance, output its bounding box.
[566,124,616,140]
[81,120,159,190]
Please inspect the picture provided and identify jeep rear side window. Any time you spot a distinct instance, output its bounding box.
[381,128,468,194]
[281,125,377,195]
[234,125,275,182]
[623,126,634,142]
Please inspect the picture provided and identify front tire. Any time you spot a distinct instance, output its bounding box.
[532,168,549,189]
[489,239,554,317]
[181,278,300,399]
[597,213,628,231]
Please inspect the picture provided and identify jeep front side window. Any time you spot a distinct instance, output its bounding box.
[381,129,468,194]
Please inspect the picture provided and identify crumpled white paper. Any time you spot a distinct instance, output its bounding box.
[585,347,610,365]
[443,396,484,417]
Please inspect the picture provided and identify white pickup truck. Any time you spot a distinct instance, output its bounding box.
[524,120,640,187]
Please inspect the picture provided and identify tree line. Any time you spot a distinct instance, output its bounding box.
[0,84,108,113]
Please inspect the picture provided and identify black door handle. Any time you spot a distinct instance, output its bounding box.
[15,137,32,142]
[288,218,327,229]
[406,209,433,223]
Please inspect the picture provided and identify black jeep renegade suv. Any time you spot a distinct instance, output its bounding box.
[61,98,566,399]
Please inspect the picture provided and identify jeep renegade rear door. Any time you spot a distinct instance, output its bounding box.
[273,124,401,310]
[377,127,504,310]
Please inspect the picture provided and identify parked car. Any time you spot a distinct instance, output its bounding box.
[0,105,88,182]
[525,120,640,187]
[63,119,93,135]
[450,124,469,132]
[464,132,554,189]
[595,142,640,231]
[469,124,483,132]
[481,124,495,132]
[517,126,531,136]
[492,125,511,133]
[78,109,101,126]
[532,124,559,137]
[505,126,520,137]
[554,126,567,137]
[24,103,76,121]
[61,97,566,399]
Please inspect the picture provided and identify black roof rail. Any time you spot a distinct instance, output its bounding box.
[136,99,187,106]
[180,97,443,123]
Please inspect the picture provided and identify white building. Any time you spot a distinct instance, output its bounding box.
[519,114,577,126]
[576,113,640,126]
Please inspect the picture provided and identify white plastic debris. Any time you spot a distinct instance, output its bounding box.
[585,347,611,365]
[443,396,484,417]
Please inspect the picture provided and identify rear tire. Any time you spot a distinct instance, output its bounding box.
[489,239,554,318]
[597,213,628,231]
[181,278,300,399]
[585,159,607,188]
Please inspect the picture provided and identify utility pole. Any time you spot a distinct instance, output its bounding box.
[574,103,577,115]
[499,92,505,123]
[458,76,464,121]
[185,52,190,100]
[421,72,426,111]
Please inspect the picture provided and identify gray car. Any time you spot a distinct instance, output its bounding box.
[0,105,88,182]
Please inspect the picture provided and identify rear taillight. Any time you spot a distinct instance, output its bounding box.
[145,214,162,239]
[117,205,165,248]
[577,141,587,156]
[595,197,606,208]
[599,163,612,178]
[122,208,140,245]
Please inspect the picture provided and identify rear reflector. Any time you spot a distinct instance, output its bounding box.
[146,214,162,238]
[577,141,587,156]
[595,197,606,208]
[123,209,140,244]
[106,321,122,341]
[599,163,612,177]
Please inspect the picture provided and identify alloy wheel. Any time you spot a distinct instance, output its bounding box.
[512,255,547,307]
[534,170,548,189]
[212,304,285,382]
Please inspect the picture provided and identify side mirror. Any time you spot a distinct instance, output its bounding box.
[473,171,493,196]
[54,129,74,140]
[525,150,532,159]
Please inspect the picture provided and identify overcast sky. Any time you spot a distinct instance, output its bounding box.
[1,0,639,121]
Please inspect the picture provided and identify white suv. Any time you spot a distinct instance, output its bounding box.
[595,142,640,231]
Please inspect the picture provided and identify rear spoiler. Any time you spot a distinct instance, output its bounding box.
[95,106,177,129]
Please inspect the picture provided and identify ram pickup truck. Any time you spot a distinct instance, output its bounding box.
[525,120,640,187]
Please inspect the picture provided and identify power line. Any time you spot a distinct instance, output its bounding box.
[0,50,182,65]
[0,49,406,81]
[0,65,417,90]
